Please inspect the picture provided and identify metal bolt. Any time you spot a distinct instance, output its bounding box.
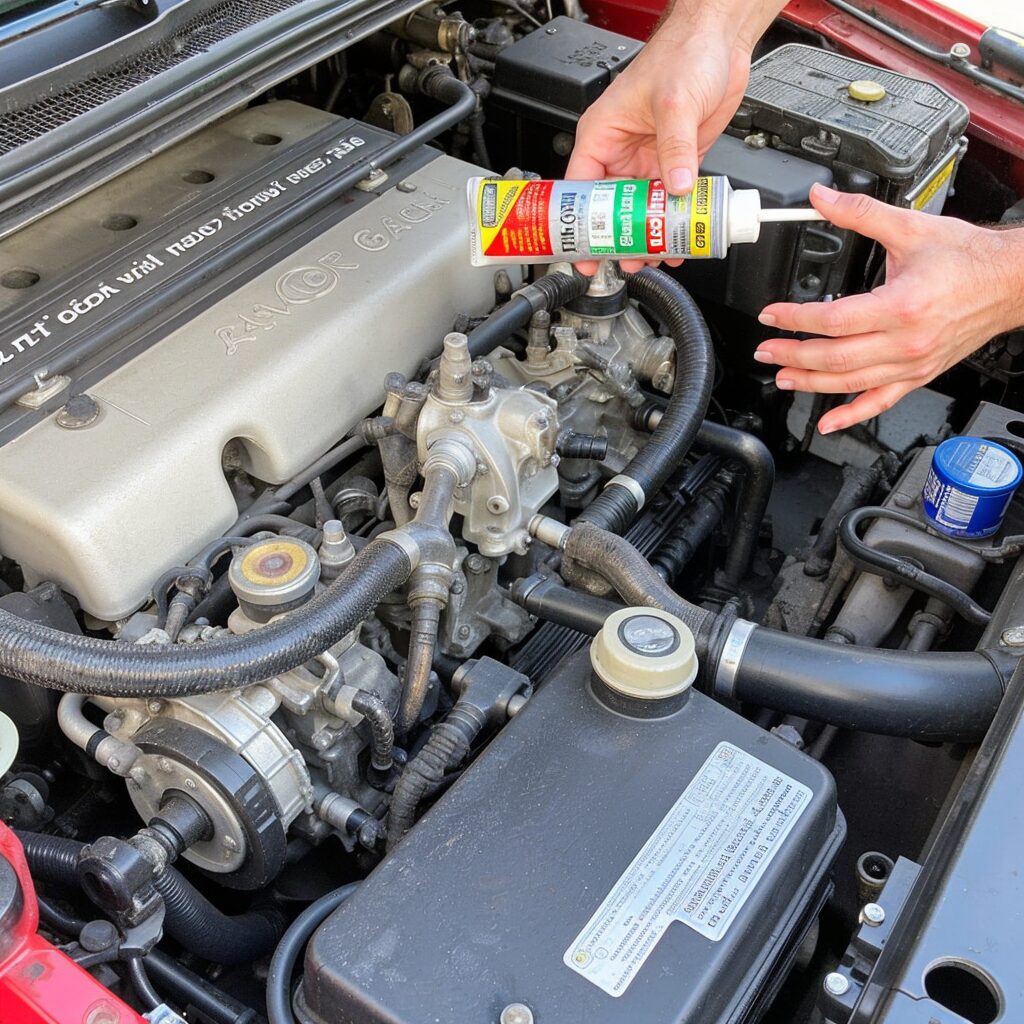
[465,554,488,575]
[823,972,851,997]
[157,757,174,773]
[1001,625,1024,647]
[450,578,465,595]
[860,902,886,926]
[500,1004,535,1024]
[545,25,557,33]
[409,492,422,509]
[147,699,164,714]
[184,777,197,790]
[950,41,971,59]
[223,836,239,851]
[396,180,417,193]
[487,495,510,514]
[449,410,465,424]
[458,624,472,639]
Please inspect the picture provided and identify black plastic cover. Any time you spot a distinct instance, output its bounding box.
[734,44,969,187]
[300,650,844,1024]
[491,17,642,130]
[681,134,837,312]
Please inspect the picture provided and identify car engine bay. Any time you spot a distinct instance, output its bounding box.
[1,3,1023,1023]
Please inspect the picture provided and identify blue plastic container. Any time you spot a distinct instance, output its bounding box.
[922,436,1023,538]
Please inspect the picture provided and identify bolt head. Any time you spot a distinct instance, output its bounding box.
[487,495,510,514]
[1001,625,1024,647]
[860,902,886,926]
[500,1004,535,1024]
[147,699,164,714]
[950,41,971,58]
[824,971,851,997]
[458,624,472,639]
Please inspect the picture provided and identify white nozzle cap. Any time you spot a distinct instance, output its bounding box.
[727,188,762,246]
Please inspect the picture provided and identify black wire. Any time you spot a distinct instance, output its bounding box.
[837,506,992,625]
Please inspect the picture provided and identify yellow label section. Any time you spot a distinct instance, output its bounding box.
[474,179,527,253]
[689,176,714,256]
[912,157,955,212]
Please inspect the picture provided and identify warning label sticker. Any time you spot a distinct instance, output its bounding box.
[564,742,812,997]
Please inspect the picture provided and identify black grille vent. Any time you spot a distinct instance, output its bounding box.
[0,0,301,155]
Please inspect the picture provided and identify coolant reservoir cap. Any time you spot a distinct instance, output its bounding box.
[591,608,697,715]
[229,536,321,614]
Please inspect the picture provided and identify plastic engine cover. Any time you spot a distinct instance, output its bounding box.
[299,649,845,1024]
[0,105,509,620]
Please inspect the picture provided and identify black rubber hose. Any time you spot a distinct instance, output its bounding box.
[0,537,412,696]
[16,832,285,964]
[146,950,259,1024]
[387,702,487,849]
[127,957,161,1012]
[350,690,395,772]
[838,506,992,624]
[466,272,588,359]
[563,521,716,654]
[154,862,286,964]
[579,269,714,535]
[509,575,621,634]
[267,883,359,1024]
[694,422,774,587]
[723,628,1013,743]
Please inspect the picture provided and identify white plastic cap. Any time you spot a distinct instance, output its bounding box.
[727,188,762,246]
[590,607,698,702]
[0,710,17,777]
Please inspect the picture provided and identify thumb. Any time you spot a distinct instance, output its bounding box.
[810,183,917,251]
[654,103,699,195]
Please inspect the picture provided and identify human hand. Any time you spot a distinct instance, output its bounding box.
[566,1,780,274]
[755,184,1024,435]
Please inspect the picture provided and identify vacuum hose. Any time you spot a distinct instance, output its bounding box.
[579,269,715,535]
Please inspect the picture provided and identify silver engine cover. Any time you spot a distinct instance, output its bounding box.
[0,104,509,620]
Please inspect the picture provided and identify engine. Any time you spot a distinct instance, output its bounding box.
[0,7,1022,1024]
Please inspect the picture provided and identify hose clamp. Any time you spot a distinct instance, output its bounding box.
[528,514,571,550]
[377,529,422,569]
[714,619,758,699]
[606,474,646,512]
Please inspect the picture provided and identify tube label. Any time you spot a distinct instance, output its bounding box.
[468,176,727,265]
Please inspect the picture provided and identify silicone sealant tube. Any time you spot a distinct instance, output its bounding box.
[467,175,823,266]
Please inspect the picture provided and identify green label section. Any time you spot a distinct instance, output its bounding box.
[590,180,648,255]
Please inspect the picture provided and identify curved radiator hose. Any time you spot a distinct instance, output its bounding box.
[716,626,1015,744]
[15,831,286,964]
[525,521,1019,743]
[579,269,714,535]
[0,538,412,697]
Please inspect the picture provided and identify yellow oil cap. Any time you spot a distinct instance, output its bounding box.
[848,79,886,102]
[229,536,320,613]
[590,607,697,710]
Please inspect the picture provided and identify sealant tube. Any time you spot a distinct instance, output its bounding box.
[467,175,824,265]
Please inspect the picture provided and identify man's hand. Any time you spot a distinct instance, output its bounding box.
[755,183,1024,434]
[566,0,782,274]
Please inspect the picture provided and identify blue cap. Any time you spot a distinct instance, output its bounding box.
[922,436,1023,538]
